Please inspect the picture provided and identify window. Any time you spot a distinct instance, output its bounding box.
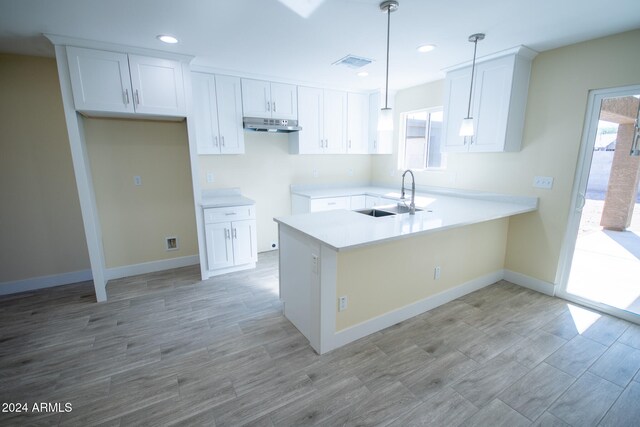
[399,108,444,170]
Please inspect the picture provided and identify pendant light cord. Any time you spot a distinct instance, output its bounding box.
[384,5,391,109]
[466,37,478,118]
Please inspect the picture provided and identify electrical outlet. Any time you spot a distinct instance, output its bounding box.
[134,175,142,186]
[347,168,354,176]
[390,168,396,177]
[434,266,441,280]
[165,236,178,251]
[339,295,348,311]
[270,241,278,250]
[206,172,215,183]
[533,176,554,189]
[312,169,319,178]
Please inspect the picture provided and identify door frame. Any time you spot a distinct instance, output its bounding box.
[555,84,640,324]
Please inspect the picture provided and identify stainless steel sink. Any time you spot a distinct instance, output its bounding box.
[356,204,429,218]
[355,209,397,217]
[379,204,424,214]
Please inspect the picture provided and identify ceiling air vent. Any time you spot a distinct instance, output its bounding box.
[332,54,373,69]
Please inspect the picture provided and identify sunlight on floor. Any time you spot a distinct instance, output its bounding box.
[567,304,601,333]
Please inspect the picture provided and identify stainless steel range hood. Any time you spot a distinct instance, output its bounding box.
[243,117,302,133]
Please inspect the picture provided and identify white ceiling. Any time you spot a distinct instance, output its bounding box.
[1,0,639,92]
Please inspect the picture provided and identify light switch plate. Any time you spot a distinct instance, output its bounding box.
[206,172,215,183]
[134,176,142,186]
[533,176,554,189]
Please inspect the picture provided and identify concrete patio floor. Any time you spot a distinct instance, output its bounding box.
[567,200,640,316]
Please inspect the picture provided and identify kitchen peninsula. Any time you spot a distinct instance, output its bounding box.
[274,186,537,354]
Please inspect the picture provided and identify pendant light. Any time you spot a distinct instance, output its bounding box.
[459,33,485,138]
[377,0,398,132]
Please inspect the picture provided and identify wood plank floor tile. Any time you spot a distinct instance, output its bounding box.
[589,341,640,387]
[461,398,530,427]
[2,252,639,426]
[548,371,622,426]
[599,380,640,427]
[498,362,575,421]
[389,386,479,427]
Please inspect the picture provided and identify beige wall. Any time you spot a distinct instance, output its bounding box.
[372,29,640,285]
[0,54,90,283]
[84,118,198,268]
[336,219,508,330]
[199,133,372,252]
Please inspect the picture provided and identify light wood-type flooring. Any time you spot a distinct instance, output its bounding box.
[1,251,640,426]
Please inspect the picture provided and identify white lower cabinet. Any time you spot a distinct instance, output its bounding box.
[203,205,257,276]
[309,196,351,212]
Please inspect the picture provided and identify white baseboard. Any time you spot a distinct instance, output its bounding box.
[330,270,505,352]
[104,255,200,281]
[0,269,93,296]
[503,269,556,296]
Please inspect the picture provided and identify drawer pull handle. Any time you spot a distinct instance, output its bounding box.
[328,202,336,205]
[225,212,237,216]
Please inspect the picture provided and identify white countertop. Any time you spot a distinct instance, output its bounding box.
[276,189,537,251]
[201,188,255,208]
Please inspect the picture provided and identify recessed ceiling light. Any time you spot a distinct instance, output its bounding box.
[357,71,369,77]
[417,44,436,53]
[157,35,178,44]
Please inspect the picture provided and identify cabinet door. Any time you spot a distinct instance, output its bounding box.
[128,55,186,116]
[241,79,271,118]
[323,90,347,154]
[368,92,381,153]
[205,222,234,270]
[216,75,245,154]
[66,47,134,114]
[442,69,472,152]
[471,57,513,152]
[347,92,369,154]
[231,220,257,265]
[296,86,324,154]
[270,83,298,120]
[192,72,220,154]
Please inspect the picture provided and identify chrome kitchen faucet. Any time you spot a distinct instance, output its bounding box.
[400,169,416,215]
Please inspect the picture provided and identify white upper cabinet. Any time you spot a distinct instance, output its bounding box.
[66,47,134,114]
[323,90,347,154]
[347,92,369,154]
[66,46,186,118]
[293,86,324,154]
[442,47,535,153]
[128,55,186,116]
[192,72,244,155]
[291,87,346,154]
[270,83,298,120]
[241,79,297,120]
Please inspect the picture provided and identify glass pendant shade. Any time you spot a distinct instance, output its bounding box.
[459,117,474,137]
[378,108,394,132]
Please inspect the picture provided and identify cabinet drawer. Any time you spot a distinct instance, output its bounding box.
[204,205,255,223]
[310,196,350,212]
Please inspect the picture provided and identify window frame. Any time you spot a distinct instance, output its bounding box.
[398,106,446,172]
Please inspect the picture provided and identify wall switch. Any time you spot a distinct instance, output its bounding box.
[533,176,554,189]
[311,254,318,274]
[134,175,142,186]
[347,168,354,176]
[206,172,215,183]
[339,295,348,311]
[312,169,319,178]
[434,266,441,280]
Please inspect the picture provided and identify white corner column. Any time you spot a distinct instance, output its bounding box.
[52,44,107,301]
